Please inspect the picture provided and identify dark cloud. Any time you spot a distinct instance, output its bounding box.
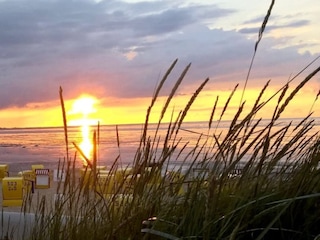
[0,0,317,110]
[239,19,310,34]
[285,19,310,28]
[129,5,234,37]
[242,15,267,25]
[131,9,194,36]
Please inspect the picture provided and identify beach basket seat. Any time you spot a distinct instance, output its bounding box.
[96,165,107,171]
[96,171,140,196]
[2,177,24,207]
[79,168,98,188]
[32,164,44,172]
[114,167,133,182]
[18,170,35,193]
[79,166,109,190]
[96,173,116,195]
[165,170,186,196]
[31,164,44,182]
[34,169,50,189]
[120,174,140,194]
[141,167,163,193]
[0,164,9,181]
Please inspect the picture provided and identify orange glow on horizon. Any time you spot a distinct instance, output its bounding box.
[1,81,320,129]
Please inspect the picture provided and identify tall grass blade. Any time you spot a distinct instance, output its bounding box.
[59,86,69,160]
[240,0,275,105]
[160,63,191,122]
[141,59,178,143]
[209,95,219,129]
[176,78,209,132]
[219,84,238,122]
[275,65,320,119]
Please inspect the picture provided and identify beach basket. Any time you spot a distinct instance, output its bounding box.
[32,164,44,172]
[0,164,9,181]
[96,173,116,194]
[18,170,35,193]
[80,168,93,187]
[2,177,24,207]
[35,169,50,189]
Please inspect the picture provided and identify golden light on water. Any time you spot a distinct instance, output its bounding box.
[79,120,93,160]
[68,95,99,164]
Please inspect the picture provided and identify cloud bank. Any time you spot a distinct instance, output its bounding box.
[0,0,319,110]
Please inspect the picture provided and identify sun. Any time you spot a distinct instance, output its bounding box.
[68,95,99,165]
[70,95,97,116]
[68,95,100,126]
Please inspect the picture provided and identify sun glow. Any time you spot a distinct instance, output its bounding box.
[68,95,99,164]
[69,96,97,116]
[79,120,93,161]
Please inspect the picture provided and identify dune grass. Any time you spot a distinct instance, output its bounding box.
[3,1,320,239]
[15,57,320,240]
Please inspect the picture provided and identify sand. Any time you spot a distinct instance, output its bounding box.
[1,172,60,211]
[0,169,80,239]
[0,169,69,239]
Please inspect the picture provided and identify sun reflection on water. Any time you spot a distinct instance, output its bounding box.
[79,119,93,161]
[68,95,99,166]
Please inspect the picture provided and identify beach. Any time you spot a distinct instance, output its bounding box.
[0,166,70,212]
[1,119,320,239]
[0,119,319,239]
[1,118,319,214]
[0,167,66,239]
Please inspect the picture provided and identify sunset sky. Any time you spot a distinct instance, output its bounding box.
[0,0,319,128]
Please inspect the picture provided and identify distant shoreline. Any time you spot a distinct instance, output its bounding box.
[1,117,320,130]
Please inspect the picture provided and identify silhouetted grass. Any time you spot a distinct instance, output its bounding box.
[3,2,320,239]
[16,57,320,240]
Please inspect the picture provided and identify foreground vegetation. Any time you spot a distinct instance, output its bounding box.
[11,56,318,240]
[3,1,320,239]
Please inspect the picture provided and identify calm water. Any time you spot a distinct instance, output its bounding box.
[1,118,320,172]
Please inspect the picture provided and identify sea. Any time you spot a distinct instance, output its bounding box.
[1,118,320,173]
